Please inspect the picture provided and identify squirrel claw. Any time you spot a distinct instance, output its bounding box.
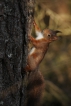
[33,20,36,26]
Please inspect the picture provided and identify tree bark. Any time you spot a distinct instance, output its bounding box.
[0,0,34,106]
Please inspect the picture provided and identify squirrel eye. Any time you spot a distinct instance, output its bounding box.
[48,34,51,37]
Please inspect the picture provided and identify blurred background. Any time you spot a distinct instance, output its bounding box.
[34,0,71,106]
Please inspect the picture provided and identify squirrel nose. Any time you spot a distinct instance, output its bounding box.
[54,30,62,40]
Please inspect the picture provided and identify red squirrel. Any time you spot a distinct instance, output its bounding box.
[25,20,61,106]
[25,20,60,72]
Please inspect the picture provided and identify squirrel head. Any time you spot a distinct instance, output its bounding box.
[43,29,61,43]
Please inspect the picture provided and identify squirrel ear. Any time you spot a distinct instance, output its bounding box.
[55,30,62,34]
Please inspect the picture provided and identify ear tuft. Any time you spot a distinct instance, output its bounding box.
[55,30,62,34]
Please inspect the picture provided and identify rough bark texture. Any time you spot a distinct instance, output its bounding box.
[0,0,34,106]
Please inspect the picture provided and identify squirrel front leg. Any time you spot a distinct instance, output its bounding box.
[28,35,47,48]
[33,20,41,32]
[28,35,40,47]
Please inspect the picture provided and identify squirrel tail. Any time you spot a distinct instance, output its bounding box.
[26,70,44,106]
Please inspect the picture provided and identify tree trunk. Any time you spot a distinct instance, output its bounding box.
[0,0,34,106]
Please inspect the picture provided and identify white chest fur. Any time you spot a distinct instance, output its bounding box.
[36,31,43,39]
[29,31,43,54]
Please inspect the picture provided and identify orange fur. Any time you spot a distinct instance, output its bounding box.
[33,20,41,32]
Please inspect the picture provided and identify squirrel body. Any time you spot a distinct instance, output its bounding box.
[25,21,59,72]
[25,21,60,106]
